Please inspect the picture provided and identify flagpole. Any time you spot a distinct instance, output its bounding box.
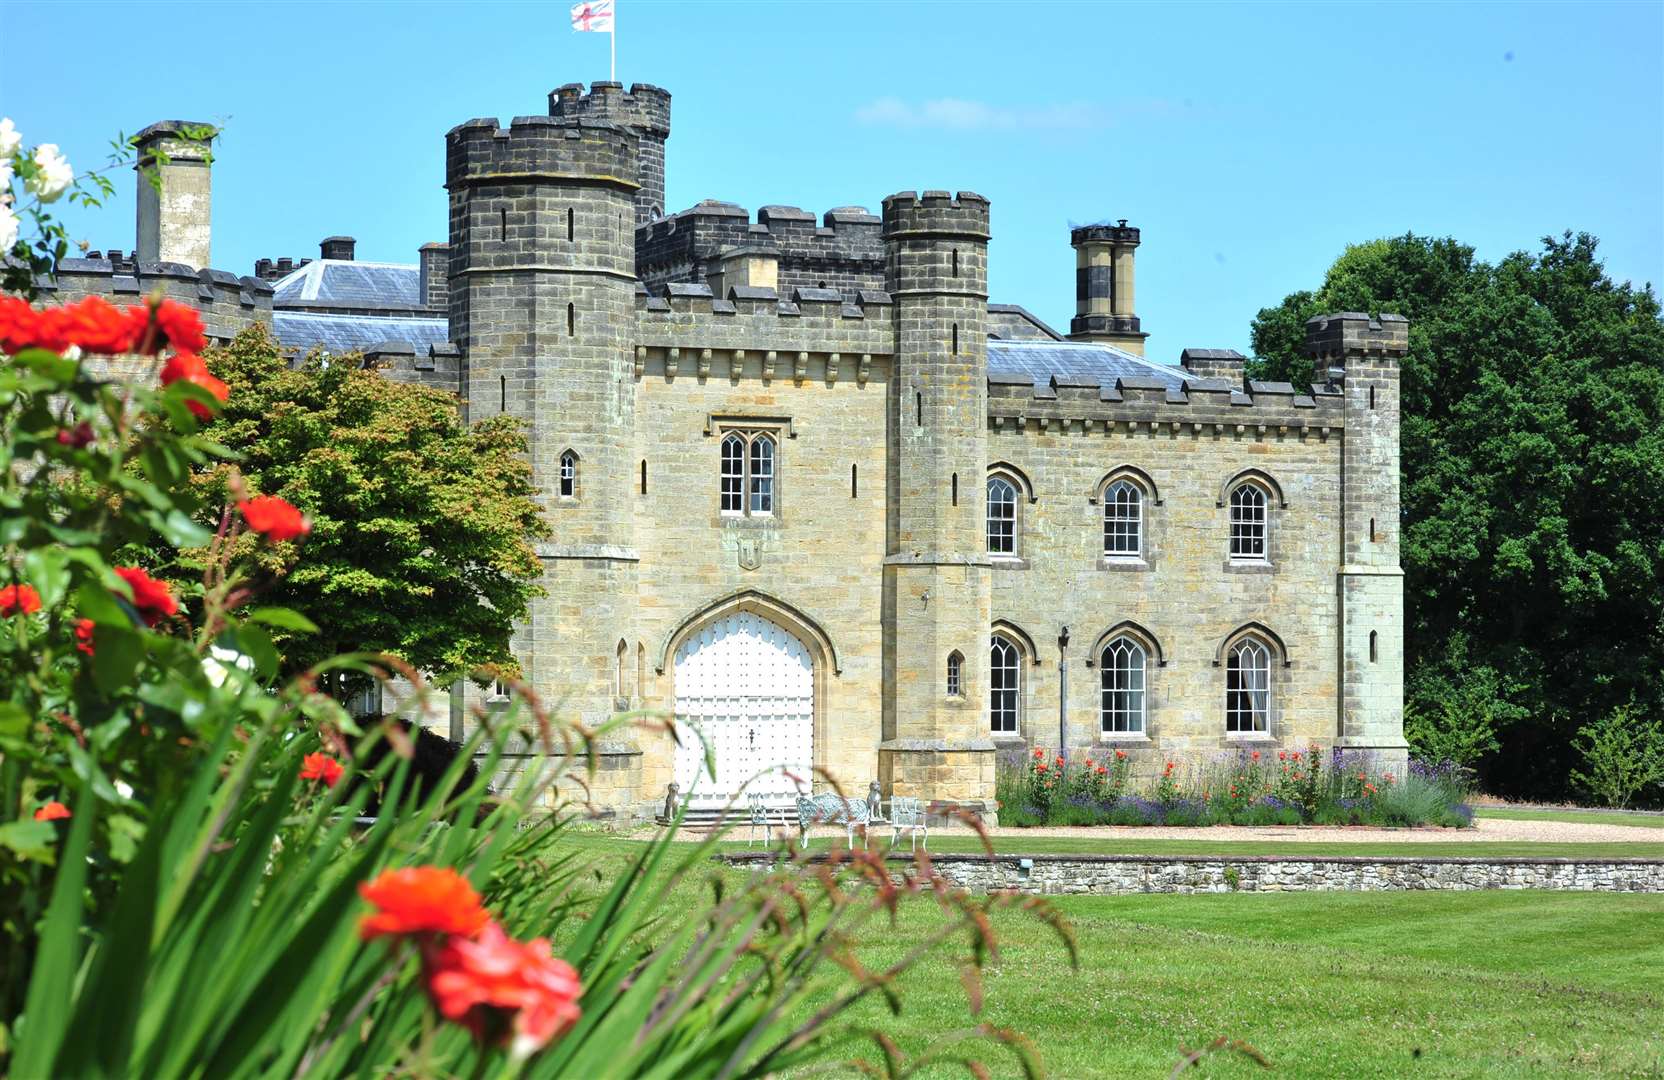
[610,3,616,81]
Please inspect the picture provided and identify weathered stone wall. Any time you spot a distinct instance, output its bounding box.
[721,852,1664,894]
[986,375,1349,778]
[636,202,885,303]
[45,259,272,345]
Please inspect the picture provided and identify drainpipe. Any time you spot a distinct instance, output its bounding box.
[1057,625,1070,761]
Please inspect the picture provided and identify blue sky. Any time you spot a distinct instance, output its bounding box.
[2,0,1659,358]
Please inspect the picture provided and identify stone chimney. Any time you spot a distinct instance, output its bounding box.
[1066,220,1148,355]
[418,242,449,309]
[134,121,217,270]
[705,244,778,298]
[1179,348,1248,385]
[320,236,356,261]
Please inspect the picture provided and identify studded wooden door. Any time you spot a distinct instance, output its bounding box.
[673,612,814,809]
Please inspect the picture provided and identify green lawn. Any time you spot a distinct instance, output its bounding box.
[1477,806,1664,830]
[572,835,1664,1076]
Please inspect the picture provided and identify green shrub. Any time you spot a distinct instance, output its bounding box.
[1569,705,1664,809]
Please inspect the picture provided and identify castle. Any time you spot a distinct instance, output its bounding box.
[46,83,1408,822]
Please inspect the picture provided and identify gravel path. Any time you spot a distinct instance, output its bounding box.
[663,816,1662,845]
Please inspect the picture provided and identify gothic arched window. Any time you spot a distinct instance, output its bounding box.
[947,650,964,698]
[1225,637,1271,733]
[989,634,1020,734]
[1229,482,1268,560]
[1103,479,1143,557]
[749,434,775,515]
[559,450,578,499]
[1100,637,1147,734]
[720,430,777,517]
[987,476,1017,555]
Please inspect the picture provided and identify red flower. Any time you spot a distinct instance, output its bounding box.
[57,295,142,354]
[1114,749,1127,760]
[0,296,39,354]
[74,618,95,656]
[1163,761,1175,774]
[0,584,41,617]
[1278,750,1287,761]
[158,352,229,420]
[1055,755,1065,767]
[1291,752,1302,762]
[112,566,177,626]
[33,801,71,822]
[359,866,492,942]
[300,752,345,788]
[426,921,582,1057]
[56,421,95,449]
[1032,747,1044,759]
[1250,750,1260,761]
[239,495,311,542]
[1035,762,1047,773]
[131,299,207,355]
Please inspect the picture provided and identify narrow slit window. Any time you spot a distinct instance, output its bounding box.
[615,639,628,702]
[567,302,575,337]
[952,249,959,277]
[915,389,923,428]
[640,459,647,495]
[851,463,858,498]
[559,451,577,498]
[566,206,574,242]
[952,472,958,507]
[1369,517,1375,542]
[1369,630,1378,662]
[947,650,963,697]
[951,323,958,355]
[499,375,506,413]
[499,207,507,237]
[1369,384,1376,410]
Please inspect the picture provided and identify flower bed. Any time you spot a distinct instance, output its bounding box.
[996,748,1474,828]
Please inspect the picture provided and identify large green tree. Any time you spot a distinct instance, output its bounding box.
[1250,233,1664,798]
[183,324,548,686]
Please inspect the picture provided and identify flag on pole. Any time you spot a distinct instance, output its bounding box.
[571,0,614,32]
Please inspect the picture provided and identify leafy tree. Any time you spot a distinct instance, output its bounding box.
[178,325,549,687]
[1569,705,1664,809]
[1251,233,1664,799]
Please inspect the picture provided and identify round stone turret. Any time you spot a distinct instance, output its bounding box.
[549,82,672,226]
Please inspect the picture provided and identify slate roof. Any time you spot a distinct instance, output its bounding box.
[987,339,1192,392]
[271,260,425,312]
[273,311,449,354]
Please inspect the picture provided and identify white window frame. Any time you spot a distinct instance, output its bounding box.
[559,451,578,499]
[1229,482,1269,561]
[987,475,1018,555]
[720,430,777,517]
[1099,637,1147,734]
[1225,638,1271,733]
[1102,479,1143,558]
[990,634,1020,734]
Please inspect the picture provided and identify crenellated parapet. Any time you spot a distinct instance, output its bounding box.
[1304,311,1410,362]
[634,282,894,375]
[635,201,884,301]
[445,115,639,193]
[881,190,991,242]
[549,81,670,226]
[987,371,1345,438]
[43,257,273,343]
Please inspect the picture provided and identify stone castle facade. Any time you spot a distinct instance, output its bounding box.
[47,83,1408,822]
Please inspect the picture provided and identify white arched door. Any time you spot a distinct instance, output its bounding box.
[673,612,814,809]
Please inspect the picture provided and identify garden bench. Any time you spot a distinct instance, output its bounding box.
[888,796,928,851]
[747,791,789,847]
[796,792,871,849]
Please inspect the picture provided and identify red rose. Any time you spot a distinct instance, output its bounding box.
[0,584,41,617]
[130,299,207,355]
[359,866,492,942]
[158,352,229,420]
[0,295,40,354]
[58,295,141,354]
[300,751,345,788]
[34,801,71,822]
[425,921,582,1057]
[112,566,177,627]
[239,495,311,542]
[74,618,95,656]
[56,421,95,449]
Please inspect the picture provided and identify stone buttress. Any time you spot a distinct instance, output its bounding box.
[879,191,997,816]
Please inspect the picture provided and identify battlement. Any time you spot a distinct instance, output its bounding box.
[549,81,671,137]
[1303,312,1410,360]
[636,200,885,300]
[42,257,273,342]
[444,115,639,191]
[253,255,313,282]
[986,367,1345,434]
[1071,220,1141,247]
[634,280,895,363]
[881,191,992,238]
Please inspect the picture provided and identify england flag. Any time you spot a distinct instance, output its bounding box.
[571,0,614,32]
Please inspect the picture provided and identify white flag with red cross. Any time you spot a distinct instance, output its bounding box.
[571,0,614,32]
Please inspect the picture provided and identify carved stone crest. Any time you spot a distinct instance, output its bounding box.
[737,539,761,571]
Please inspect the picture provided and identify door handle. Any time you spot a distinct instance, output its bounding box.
[749,728,755,747]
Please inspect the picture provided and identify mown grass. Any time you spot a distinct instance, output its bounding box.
[1478,806,1664,830]
[562,834,1664,1077]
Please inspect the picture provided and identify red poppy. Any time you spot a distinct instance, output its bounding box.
[1114,749,1127,760]
[359,866,492,942]
[425,921,582,1057]
[300,752,345,788]
[56,421,95,449]
[112,566,177,626]
[239,495,311,542]
[130,298,207,355]
[1250,750,1260,761]
[33,801,71,822]
[158,352,229,420]
[0,584,41,617]
[74,618,96,656]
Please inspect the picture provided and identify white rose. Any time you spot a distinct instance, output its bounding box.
[27,143,72,203]
[0,118,20,159]
[0,203,16,253]
[0,156,12,194]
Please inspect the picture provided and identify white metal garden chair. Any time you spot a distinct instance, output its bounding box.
[746,791,780,847]
[888,796,928,851]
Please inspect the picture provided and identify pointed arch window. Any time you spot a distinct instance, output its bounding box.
[1100,637,1147,734]
[987,476,1017,555]
[990,634,1020,734]
[720,430,777,516]
[1103,479,1143,557]
[946,650,964,698]
[559,450,578,499]
[1229,482,1268,560]
[1225,638,1271,733]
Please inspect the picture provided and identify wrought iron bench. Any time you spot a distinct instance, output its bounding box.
[795,792,871,849]
[747,791,789,847]
[888,796,928,851]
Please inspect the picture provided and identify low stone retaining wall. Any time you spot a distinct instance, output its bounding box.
[718,853,1664,894]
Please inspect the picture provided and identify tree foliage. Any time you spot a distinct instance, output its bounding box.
[1250,232,1664,799]
[182,325,549,686]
